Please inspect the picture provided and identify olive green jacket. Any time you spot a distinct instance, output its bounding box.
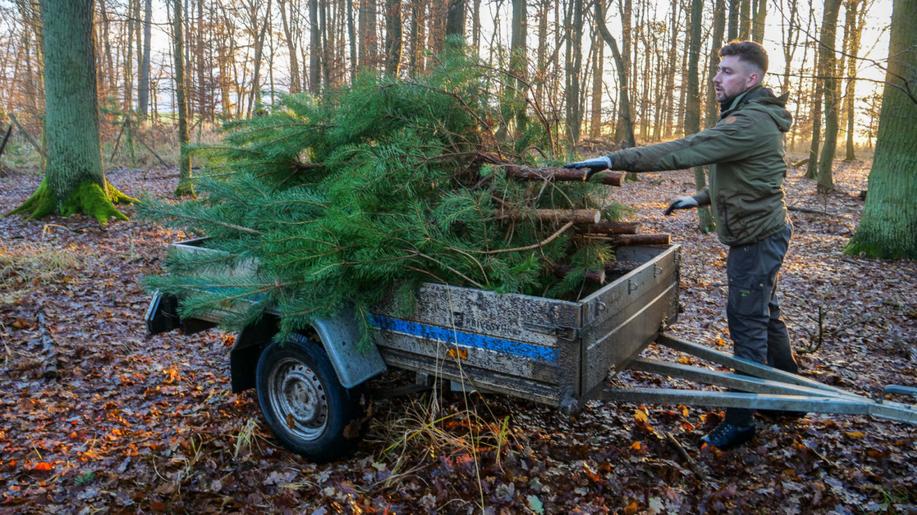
[608,86,793,246]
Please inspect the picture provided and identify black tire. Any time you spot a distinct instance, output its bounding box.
[255,334,362,462]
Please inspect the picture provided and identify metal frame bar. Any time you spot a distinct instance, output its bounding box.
[597,333,917,425]
[627,358,861,399]
[656,333,859,397]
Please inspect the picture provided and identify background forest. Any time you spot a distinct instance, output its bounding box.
[0,0,893,162]
[0,0,915,512]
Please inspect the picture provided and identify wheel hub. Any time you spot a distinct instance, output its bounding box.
[268,358,329,439]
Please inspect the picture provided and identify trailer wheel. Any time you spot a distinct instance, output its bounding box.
[255,334,361,462]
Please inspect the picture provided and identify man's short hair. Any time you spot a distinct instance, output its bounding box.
[720,40,768,74]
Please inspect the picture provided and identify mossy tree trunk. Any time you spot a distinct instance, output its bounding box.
[8,0,136,225]
[847,0,916,259]
[172,0,194,197]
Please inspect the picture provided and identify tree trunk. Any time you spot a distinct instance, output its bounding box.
[534,0,548,106]
[595,0,635,148]
[359,0,378,70]
[844,0,863,161]
[565,0,583,149]
[138,0,152,117]
[384,0,402,75]
[445,0,465,44]
[347,0,357,81]
[509,0,527,133]
[173,0,194,195]
[739,0,751,39]
[589,28,603,138]
[727,0,739,40]
[751,0,766,42]
[279,0,302,93]
[780,0,800,95]
[847,0,916,259]
[806,47,823,179]
[816,0,841,193]
[471,0,481,51]
[246,0,271,117]
[701,0,726,230]
[685,0,714,232]
[309,0,321,93]
[11,0,135,224]
[408,0,425,76]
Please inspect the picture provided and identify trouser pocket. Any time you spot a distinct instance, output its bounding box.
[727,274,769,318]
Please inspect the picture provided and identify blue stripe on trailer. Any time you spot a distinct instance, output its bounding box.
[367,314,557,363]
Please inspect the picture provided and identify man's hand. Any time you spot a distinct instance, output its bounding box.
[563,156,612,173]
[664,196,699,216]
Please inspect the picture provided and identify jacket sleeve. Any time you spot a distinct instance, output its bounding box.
[607,112,759,172]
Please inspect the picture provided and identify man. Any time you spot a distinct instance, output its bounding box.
[565,41,798,450]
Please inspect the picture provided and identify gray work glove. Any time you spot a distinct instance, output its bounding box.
[563,156,612,173]
[664,196,699,216]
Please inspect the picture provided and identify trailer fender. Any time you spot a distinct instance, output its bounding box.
[311,308,387,389]
[230,308,387,392]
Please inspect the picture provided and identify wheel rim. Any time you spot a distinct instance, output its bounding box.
[267,357,329,441]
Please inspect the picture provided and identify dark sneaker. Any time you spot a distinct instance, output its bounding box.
[700,421,756,450]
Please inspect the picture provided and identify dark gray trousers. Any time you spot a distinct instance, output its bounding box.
[724,225,797,425]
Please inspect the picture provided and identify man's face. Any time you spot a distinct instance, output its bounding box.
[713,55,761,102]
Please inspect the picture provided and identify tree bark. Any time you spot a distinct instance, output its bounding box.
[589,27,603,138]
[408,0,425,76]
[279,0,302,93]
[347,0,357,81]
[384,0,402,75]
[847,0,917,259]
[595,0,635,148]
[309,0,321,93]
[727,0,739,40]
[445,0,465,44]
[686,0,715,233]
[751,0,766,43]
[564,0,584,149]
[844,0,864,161]
[816,0,842,193]
[173,0,194,196]
[11,0,135,224]
[137,0,152,117]
[739,0,751,39]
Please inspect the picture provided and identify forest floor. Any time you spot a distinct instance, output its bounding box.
[0,159,914,513]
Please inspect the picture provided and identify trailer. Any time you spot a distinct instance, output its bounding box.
[146,238,917,461]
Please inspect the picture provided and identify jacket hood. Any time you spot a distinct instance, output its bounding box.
[724,86,793,133]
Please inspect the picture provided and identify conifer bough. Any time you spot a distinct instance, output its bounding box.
[143,48,646,343]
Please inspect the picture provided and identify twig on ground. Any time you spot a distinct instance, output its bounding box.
[665,431,707,480]
[36,307,58,379]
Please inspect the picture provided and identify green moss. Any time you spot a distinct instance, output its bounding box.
[845,234,915,260]
[6,177,135,225]
[7,178,57,219]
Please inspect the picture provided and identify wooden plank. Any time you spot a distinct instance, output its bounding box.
[375,282,580,347]
[379,348,566,406]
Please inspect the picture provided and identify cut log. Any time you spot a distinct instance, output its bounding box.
[500,208,601,224]
[582,233,671,246]
[503,165,623,186]
[577,221,639,234]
